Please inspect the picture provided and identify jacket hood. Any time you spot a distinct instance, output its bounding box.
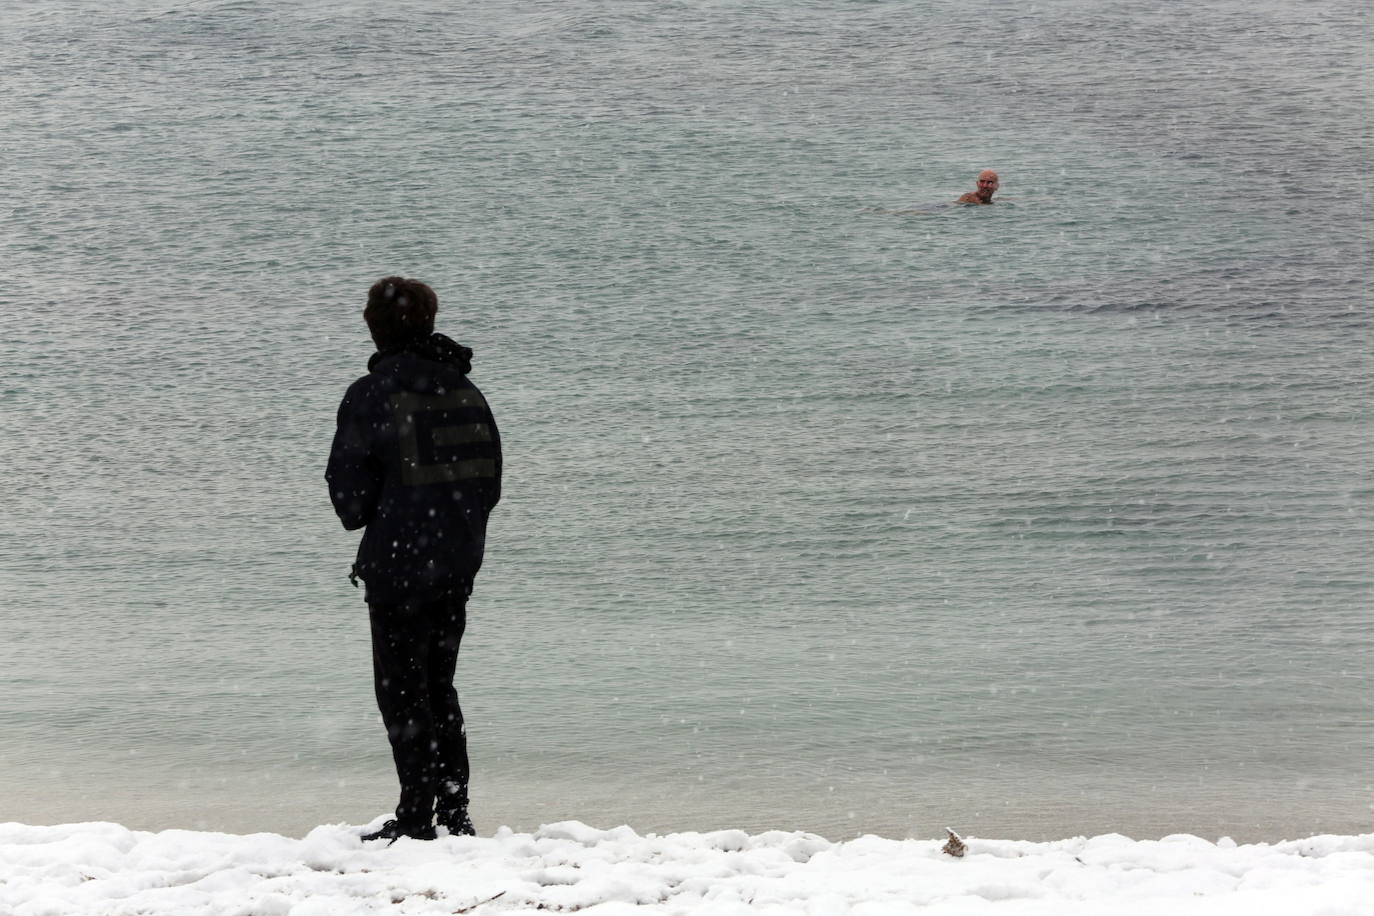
[368,332,474,375]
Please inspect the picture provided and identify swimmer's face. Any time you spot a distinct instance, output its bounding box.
[976,172,999,193]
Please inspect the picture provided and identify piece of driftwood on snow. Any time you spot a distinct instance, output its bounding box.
[942,828,967,858]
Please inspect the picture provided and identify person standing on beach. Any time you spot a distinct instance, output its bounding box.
[957,169,1000,204]
[326,276,503,843]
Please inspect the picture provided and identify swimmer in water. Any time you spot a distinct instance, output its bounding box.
[957,170,999,205]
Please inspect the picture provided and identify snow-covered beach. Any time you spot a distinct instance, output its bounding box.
[3,818,1372,915]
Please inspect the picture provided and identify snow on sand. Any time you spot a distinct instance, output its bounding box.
[3,819,1373,915]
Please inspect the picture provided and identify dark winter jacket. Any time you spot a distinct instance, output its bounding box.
[326,333,502,604]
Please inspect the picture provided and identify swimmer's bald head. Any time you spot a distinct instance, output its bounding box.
[957,168,1001,204]
[968,169,1000,203]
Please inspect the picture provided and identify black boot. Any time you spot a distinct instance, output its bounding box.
[361,819,437,844]
[437,806,475,836]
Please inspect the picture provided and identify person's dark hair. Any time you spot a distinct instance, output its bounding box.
[364,276,438,350]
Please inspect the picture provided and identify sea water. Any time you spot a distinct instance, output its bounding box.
[1,0,1371,842]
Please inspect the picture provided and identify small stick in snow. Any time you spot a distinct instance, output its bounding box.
[942,828,967,858]
[454,890,506,912]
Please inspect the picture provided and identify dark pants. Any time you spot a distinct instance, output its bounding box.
[368,590,470,826]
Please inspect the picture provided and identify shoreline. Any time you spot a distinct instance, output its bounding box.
[4,818,1372,914]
